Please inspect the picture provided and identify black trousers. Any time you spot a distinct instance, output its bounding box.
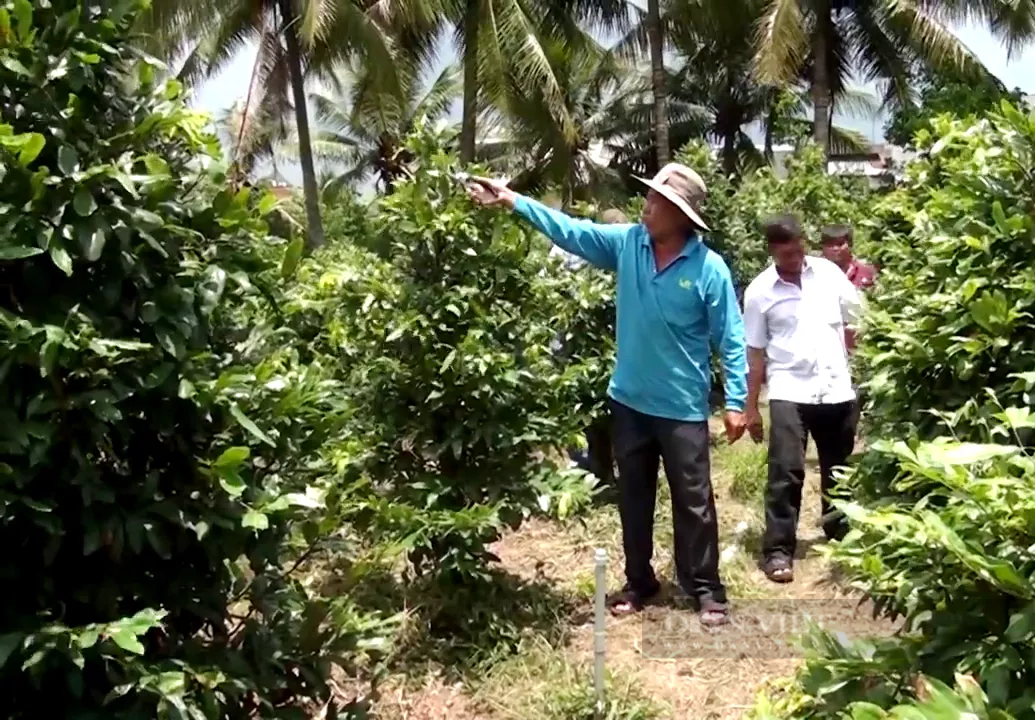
[610,399,726,607]
[764,400,856,560]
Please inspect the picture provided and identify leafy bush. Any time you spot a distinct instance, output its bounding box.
[0,1,388,715]
[884,67,1027,148]
[855,103,1035,447]
[756,105,1035,720]
[284,127,597,640]
[754,420,1035,719]
[753,672,1018,720]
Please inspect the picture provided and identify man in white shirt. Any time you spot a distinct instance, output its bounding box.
[742,215,861,583]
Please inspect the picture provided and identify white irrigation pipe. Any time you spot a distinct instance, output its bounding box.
[593,547,608,718]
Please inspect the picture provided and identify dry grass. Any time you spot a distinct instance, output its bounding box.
[352,403,895,719]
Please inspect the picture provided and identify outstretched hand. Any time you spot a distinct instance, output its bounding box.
[466,176,516,209]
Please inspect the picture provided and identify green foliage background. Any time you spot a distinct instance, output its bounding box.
[752,103,1035,720]
[10,2,1035,718]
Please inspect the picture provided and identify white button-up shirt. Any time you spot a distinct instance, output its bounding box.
[743,256,861,405]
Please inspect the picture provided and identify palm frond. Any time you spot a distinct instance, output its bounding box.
[878,0,986,85]
[753,0,809,84]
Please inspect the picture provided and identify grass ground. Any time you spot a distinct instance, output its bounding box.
[357,404,895,719]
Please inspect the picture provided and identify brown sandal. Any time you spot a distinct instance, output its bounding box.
[699,600,730,627]
[764,555,794,583]
[606,585,659,616]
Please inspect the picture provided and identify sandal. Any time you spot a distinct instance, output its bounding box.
[606,584,659,616]
[763,555,794,583]
[699,600,730,627]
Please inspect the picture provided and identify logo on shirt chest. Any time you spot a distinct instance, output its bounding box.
[679,278,693,290]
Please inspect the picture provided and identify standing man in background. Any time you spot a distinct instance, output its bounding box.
[467,165,748,627]
[819,224,877,430]
[743,216,861,584]
[819,225,876,353]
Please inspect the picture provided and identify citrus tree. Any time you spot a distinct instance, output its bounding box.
[282,125,598,645]
[0,1,388,715]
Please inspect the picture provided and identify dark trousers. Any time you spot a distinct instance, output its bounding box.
[610,400,726,607]
[764,400,856,560]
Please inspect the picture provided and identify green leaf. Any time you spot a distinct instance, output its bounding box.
[258,192,278,215]
[0,633,23,669]
[77,628,100,650]
[1005,602,1035,642]
[110,629,145,655]
[214,446,250,470]
[218,470,246,498]
[72,187,97,216]
[281,236,304,279]
[177,379,195,399]
[155,671,185,695]
[848,703,886,720]
[49,245,72,276]
[198,265,226,315]
[241,510,269,530]
[57,145,79,174]
[440,349,457,374]
[84,228,106,262]
[0,245,43,259]
[155,328,184,359]
[143,154,170,178]
[991,200,1009,236]
[229,404,275,447]
[18,133,44,165]
[1,56,30,77]
[11,0,31,39]
[145,525,171,560]
[985,661,1010,706]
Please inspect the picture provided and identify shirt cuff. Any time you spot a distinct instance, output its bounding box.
[512,194,531,216]
[725,397,745,412]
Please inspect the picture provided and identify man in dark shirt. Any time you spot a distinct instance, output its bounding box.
[819,226,876,353]
[820,225,876,433]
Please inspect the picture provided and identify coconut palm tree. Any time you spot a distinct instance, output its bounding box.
[751,0,1035,157]
[307,60,462,194]
[137,0,404,249]
[646,0,670,165]
[610,0,874,177]
[478,29,628,206]
[374,0,633,164]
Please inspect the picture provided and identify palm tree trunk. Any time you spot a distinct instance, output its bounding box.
[231,19,267,185]
[811,12,831,161]
[460,0,479,163]
[722,131,737,177]
[646,0,669,168]
[278,0,325,249]
[764,93,776,163]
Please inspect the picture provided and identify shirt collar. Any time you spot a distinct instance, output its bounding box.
[771,256,815,287]
[640,227,701,259]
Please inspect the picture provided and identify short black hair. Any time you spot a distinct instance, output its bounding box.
[763,214,804,245]
[821,224,853,244]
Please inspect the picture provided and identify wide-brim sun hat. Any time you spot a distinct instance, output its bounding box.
[634,162,710,232]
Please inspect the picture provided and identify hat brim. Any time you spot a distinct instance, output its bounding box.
[635,176,710,232]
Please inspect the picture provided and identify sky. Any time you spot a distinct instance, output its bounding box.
[191,21,1035,186]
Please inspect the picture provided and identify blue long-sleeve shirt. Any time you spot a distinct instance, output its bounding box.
[515,195,747,421]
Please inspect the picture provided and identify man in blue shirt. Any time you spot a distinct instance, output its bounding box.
[468,164,748,627]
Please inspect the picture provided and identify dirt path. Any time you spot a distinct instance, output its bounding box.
[365,410,894,719]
